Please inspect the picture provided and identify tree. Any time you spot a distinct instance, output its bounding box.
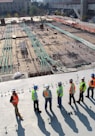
[29,1,49,16]
[29,5,38,16]
[7,13,11,18]
[14,13,19,17]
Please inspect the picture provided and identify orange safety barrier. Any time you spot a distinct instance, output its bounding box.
[85,26,90,32]
[52,17,95,34]
[89,28,95,33]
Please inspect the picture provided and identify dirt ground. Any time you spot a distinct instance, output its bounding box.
[33,22,95,69]
[0,19,95,80]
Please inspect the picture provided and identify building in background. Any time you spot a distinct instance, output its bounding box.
[0,0,31,16]
[43,0,95,21]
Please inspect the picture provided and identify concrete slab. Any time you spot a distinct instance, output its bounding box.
[0,68,95,136]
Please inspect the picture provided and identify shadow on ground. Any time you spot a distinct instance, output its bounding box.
[60,105,78,133]
[16,117,25,136]
[35,112,50,136]
[45,110,65,136]
[72,104,92,131]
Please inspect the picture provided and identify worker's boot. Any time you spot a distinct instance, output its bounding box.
[37,108,42,113]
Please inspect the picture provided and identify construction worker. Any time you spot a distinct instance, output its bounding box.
[77,77,87,104]
[86,73,95,99]
[43,84,52,111]
[68,79,76,105]
[32,85,41,113]
[57,82,63,108]
[10,89,23,121]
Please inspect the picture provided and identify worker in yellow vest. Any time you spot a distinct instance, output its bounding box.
[77,77,87,104]
[43,84,52,111]
[57,82,63,108]
[32,85,41,113]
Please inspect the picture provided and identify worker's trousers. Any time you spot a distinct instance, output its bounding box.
[33,100,39,111]
[69,94,75,105]
[79,91,84,102]
[87,87,94,98]
[57,96,62,108]
[13,105,22,120]
[45,98,52,110]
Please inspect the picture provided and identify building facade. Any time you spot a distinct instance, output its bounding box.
[0,0,31,16]
[43,0,95,20]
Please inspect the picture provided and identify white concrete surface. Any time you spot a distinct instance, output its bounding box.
[0,68,95,136]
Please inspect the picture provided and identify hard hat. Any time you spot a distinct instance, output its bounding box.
[12,89,15,92]
[44,84,49,89]
[81,77,85,80]
[91,73,94,78]
[34,85,38,90]
[12,89,15,91]
[12,89,16,94]
[69,79,73,83]
[58,82,62,86]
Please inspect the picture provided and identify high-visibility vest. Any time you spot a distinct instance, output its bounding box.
[57,86,63,97]
[93,78,95,87]
[89,77,95,87]
[43,89,52,98]
[12,95,19,105]
[43,90,49,97]
[80,82,86,92]
[69,83,76,94]
[32,90,38,101]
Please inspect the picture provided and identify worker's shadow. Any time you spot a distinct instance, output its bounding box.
[59,106,78,133]
[46,110,65,136]
[89,97,95,105]
[73,104,92,131]
[35,112,50,136]
[16,117,25,136]
[78,102,95,121]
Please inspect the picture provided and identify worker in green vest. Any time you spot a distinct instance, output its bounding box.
[77,77,87,104]
[32,85,41,113]
[57,82,63,108]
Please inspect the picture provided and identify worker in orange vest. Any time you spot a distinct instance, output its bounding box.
[86,73,95,99]
[10,90,23,121]
[43,84,52,111]
[68,79,76,105]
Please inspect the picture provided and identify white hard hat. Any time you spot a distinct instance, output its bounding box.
[44,84,49,89]
[81,77,85,80]
[12,89,15,91]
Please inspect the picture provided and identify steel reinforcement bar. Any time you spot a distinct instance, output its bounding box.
[0,24,13,74]
[20,23,57,72]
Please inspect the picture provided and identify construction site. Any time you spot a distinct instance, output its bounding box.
[0,16,95,81]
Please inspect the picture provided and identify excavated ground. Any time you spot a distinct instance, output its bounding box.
[31,22,95,69]
[0,20,95,81]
